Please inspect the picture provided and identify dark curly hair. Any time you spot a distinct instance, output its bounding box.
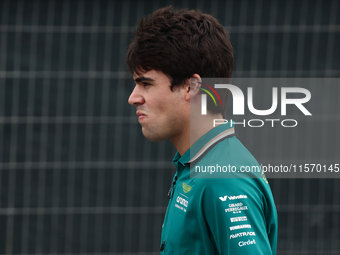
[126,6,234,118]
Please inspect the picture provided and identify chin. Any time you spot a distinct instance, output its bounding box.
[142,128,167,142]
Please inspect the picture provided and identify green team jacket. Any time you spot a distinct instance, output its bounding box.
[160,123,278,254]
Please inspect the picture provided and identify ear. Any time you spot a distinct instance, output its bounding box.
[184,74,202,101]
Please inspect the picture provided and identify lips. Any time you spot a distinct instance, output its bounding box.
[136,111,146,116]
[136,111,147,121]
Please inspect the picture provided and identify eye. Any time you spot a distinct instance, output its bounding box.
[143,82,151,87]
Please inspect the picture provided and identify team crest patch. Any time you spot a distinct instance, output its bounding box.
[183,182,192,193]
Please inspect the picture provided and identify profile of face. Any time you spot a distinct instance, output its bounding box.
[128,69,189,142]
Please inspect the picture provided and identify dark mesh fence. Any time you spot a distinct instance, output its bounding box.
[0,0,339,254]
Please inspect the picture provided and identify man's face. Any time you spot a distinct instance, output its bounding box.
[128,69,188,142]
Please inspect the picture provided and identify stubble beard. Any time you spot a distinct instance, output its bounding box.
[141,115,183,142]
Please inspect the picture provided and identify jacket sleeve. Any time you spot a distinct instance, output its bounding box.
[199,178,276,255]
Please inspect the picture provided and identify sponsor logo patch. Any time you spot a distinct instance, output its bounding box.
[230,231,256,239]
[239,239,256,247]
[230,216,247,222]
[229,224,252,231]
[219,195,228,201]
[219,194,247,201]
[225,205,248,214]
[176,196,188,207]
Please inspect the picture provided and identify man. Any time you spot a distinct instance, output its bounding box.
[126,6,278,255]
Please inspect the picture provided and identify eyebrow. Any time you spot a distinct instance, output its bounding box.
[134,76,155,83]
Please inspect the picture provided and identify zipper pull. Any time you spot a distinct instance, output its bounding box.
[160,240,165,251]
[167,176,178,199]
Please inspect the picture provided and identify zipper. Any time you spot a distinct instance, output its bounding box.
[161,175,179,252]
[160,240,165,251]
[167,176,178,199]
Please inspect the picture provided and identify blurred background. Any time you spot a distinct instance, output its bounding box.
[0,0,339,254]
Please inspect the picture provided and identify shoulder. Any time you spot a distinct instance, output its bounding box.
[214,136,259,166]
[192,135,263,179]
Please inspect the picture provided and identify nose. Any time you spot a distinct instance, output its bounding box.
[128,85,145,105]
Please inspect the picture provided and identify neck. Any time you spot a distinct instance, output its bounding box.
[170,113,223,156]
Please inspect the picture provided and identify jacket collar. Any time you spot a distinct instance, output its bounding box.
[173,122,235,167]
